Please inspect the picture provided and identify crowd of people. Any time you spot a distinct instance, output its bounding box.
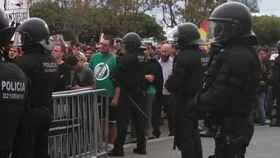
[1,1,280,158]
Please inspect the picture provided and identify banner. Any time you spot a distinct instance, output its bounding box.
[0,0,30,24]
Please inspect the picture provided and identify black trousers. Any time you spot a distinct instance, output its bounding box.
[175,117,203,158]
[0,151,10,158]
[151,95,161,133]
[275,97,280,125]
[13,107,51,158]
[174,97,202,158]
[212,117,254,158]
[161,95,175,135]
[114,93,146,148]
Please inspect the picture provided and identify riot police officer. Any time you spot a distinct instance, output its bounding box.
[271,41,280,126]
[12,18,58,158]
[193,2,260,158]
[165,23,204,158]
[109,32,148,156]
[0,9,28,158]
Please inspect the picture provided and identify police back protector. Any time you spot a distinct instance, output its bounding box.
[0,62,27,150]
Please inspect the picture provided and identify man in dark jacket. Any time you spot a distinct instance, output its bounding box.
[12,18,58,158]
[143,44,163,138]
[165,23,204,158]
[0,9,28,158]
[193,2,260,158]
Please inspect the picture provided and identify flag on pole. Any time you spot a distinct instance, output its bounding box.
[198,20,208,41]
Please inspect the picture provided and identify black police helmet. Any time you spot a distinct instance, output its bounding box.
[209,2,252,42]
[122,32,142,50]
[14,17,52,50]
[0,9,14,47]
[173,22,202,47]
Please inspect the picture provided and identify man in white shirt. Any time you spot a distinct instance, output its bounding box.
[155,43,175,136]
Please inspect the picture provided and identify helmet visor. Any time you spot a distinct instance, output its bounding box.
[12,31,23,47]
[208,21,227,41]
[13,31,54,51]
[40,37,54,51]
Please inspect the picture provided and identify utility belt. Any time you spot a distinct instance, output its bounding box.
[210,117,250,158]
[216,116,249,128]
[213,133,246,158]
[215,116,251,141]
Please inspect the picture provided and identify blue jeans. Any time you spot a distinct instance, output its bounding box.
[258,92,267,124]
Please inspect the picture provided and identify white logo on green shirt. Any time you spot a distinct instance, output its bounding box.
[94,62,110,81]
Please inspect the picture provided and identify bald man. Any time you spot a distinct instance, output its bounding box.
[152,43,175,137]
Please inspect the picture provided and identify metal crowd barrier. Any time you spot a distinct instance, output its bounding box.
[48,88,109,158]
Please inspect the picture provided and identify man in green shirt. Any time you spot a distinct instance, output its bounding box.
[89,36,120,144]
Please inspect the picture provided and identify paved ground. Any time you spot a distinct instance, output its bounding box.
[109,126,280,158]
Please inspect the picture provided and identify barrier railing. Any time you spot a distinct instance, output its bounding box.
[48,88,109,158]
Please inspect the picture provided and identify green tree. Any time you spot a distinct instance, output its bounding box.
[30,0,165,42]
[253,16,280,46]
[30,0,63,33]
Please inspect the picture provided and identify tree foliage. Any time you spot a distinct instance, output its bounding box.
[30,0,165,42]
[30,0,263,43]
[253,15,280,46]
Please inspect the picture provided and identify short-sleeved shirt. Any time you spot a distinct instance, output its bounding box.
[89,52,117,96]
[76,66,95,87]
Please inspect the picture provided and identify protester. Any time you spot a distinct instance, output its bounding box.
[67,53,95,89]
[52,42,72,91]
[154,43,174,137]
[8,46,22,62]
[143,44,163,138]
[112,38,122,58]
[257,47,272,125]
[89,35,120,144]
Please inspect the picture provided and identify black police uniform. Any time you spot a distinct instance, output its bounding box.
[271,41,280,126]
[13,45,58,158]
[12,18,58,158]
[0,63,28,158]
[197,41,258,158]
[54,62,72,91]
[109,32,148,156]
[165,23,204,158]
[194,2,260,158]
[0,9,28,158]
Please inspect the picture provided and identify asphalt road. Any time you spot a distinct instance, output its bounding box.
[109,126,280,158]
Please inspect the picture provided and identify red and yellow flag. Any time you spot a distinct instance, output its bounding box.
[198,20,208,41]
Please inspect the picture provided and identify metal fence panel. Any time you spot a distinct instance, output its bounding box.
[49,88,109,158]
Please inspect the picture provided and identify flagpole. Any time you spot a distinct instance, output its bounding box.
[4,0,7,10]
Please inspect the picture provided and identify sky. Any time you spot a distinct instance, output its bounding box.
[258,0,280,16]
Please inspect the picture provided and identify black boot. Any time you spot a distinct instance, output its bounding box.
[152,129,161,138]
[108,146,124,157]
[133,144,146,155]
